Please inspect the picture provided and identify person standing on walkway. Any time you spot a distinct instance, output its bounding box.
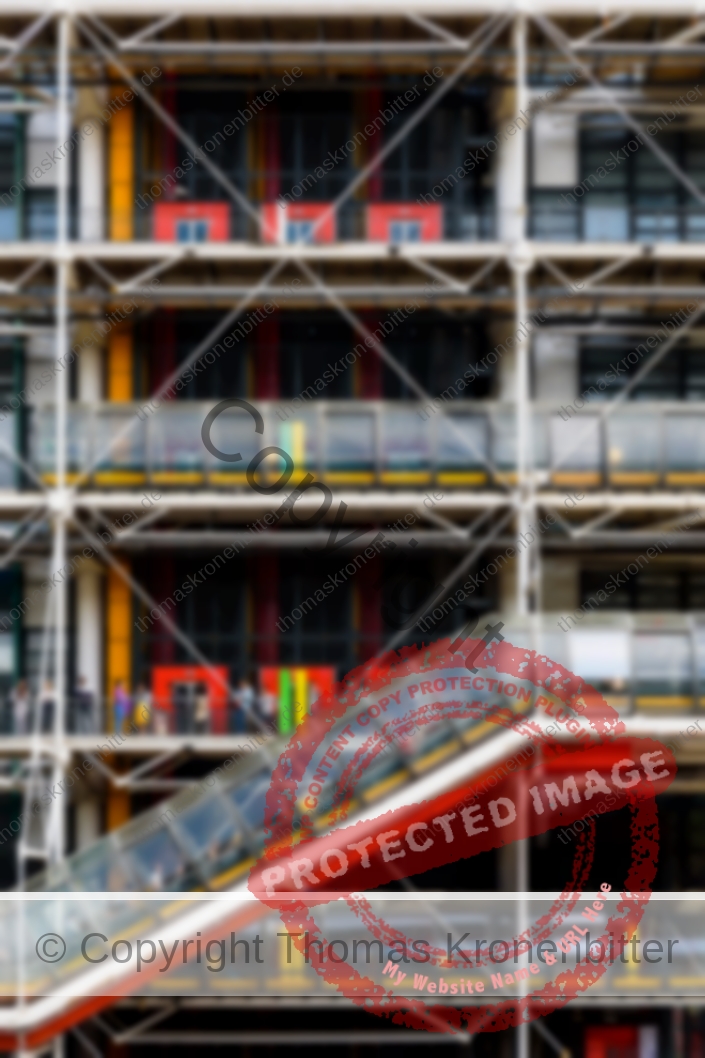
[10,679,31,735]
[113,680,132,734]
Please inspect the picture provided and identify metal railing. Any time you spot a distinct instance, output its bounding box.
[1,615,704,737]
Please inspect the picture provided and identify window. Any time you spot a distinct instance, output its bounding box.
[388,219,421,242]
[280,92,353,203]
[580,333,705,400]
[384,313,492,399]
[0,108,18,241]
[280,313,353,398]
[137,85,247,235]
[136,312,246,400]
[547,116,705,242]
[279,564,353,667]
[134,558,248,680]
[581,568,705,610]
[285,219,315,244]
[25,190,56,240]
[175,218,209,242]
[656,796,705,889]
[381,86,493,239]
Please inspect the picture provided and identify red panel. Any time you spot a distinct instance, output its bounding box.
[357,310,383,397]
[260,666,278,698]
[254,312,280,398]
[541,740,658,774]
[307,667,336,709]
[151,664,229,733]
[153,201,230,241]
[150,309,176,398]
[366,202,443,241]
[585,1026,638,1058]
[150,557,176,665]
[356,556,383,660]
[689,1030,705,1058]
[261,202,336,243]
[254,554,279,664]
[261,202,282,242]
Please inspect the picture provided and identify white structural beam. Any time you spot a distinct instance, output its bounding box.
[38,489,705,514]
[5,240,705,265]
[1,489,705,521]
[3,2,705,16]
[0,11,53,71]
[46,11,71,868]
[511,13,534,619]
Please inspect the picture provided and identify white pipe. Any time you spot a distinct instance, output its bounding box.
[51,12,71,863]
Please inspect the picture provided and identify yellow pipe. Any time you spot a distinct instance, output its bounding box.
[107,325,133,401]
[109,99,134,240]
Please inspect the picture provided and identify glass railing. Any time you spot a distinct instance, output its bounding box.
[26,400,705,489]
[509,613,705,716]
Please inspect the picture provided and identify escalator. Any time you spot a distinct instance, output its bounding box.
[0,691,530,1050]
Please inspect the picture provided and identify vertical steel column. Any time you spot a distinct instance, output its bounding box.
[515,259,533,618]
[49,11,70,864]
[513,15,531,1058]
[513,11,534,620]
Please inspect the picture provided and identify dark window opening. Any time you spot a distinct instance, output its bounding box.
[385,314,492,399]
[137,310,493,402]
[581,568,705,610]
[280,313,354,399]
[580,333,705,400]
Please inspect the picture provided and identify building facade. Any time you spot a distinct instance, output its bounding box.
[0,2,704,1055]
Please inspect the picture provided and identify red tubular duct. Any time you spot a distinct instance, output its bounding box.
[250,738,676,906]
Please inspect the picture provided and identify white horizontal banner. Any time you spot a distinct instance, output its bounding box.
[2,892,705,999]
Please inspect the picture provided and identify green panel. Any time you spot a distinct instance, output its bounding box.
[278,668,293,735]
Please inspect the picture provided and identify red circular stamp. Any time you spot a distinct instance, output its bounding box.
[249,633,675,1034]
